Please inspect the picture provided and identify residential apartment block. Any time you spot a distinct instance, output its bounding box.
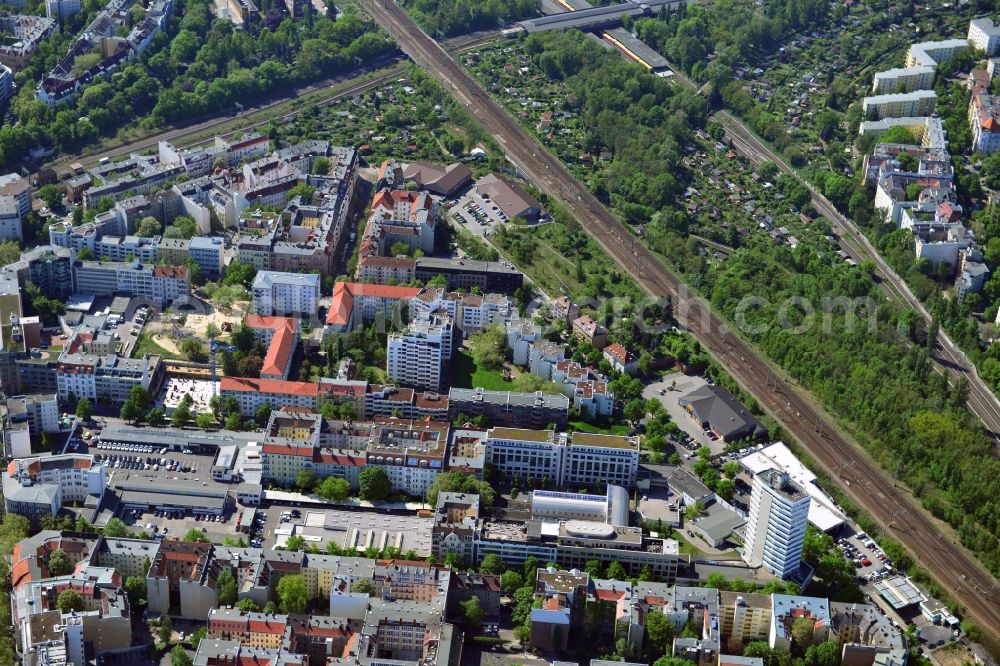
[73,260,190,307]
[252,270,321,317]
[386,312,454,392]
[871,65,935,93]
[742,470,811,579]
[326,282,421,333]
[246,315,300,380]
[55,328,163,407]
[968,17,1000,55]
[0,172,31,240]
[0,12,57,70]
[862,90,937,120]
[969,92,1000,154]
[448,387,570,428]
[905,38,970,67]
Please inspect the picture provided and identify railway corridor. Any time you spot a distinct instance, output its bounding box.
[362,0,1000,640]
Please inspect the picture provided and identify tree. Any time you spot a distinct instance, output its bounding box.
[120,386,150,423]
[276,574,308,613]
[500,570,523,594]
[38,184,62,210]
[223,261,257,288]
[180,338,207,362]
[716,478,736,502]
[172,396,192,427]
[605,561,627,580]
[0,241,18,266]
[461,596,485,625]
[644,610,674,661]
[312,156,330,175]
[522,556,539,581]
[721,461,742,479]
[75,398,93,421]
[56,589,85,613]
[147,408,166,427]
[183,528,208,542]
[217,569,237,606]
[164,216,198,240]
[236,598,260,612]
[654,658,694,666]
[468,324,508,370]
[624,398,646,422]
[125,575,146,604]
[285,535,307,551]
[254,402,272,426]
[804,642,840,666]
[480,554,504,575]
[196,412,217,428]
[790,616,816,657]
[104,517,130,537]
[359,467,391,501]
[190,626,208,649]
[172,644,193,666]
[296,468,318,492]
[158,616,173,644]
[137,216,161,237]
[350,579,375,596]
[427,470,496,506]
[585,560,603,578]
[317,476,351,500]
[76,246,96,261]
[48,548,73,576]
[685,501,707,520]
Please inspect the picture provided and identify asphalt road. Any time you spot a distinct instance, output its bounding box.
[362,0,1000,641]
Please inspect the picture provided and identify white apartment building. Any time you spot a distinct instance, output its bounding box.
[742,469,811,579]
[862,90,937,120]
[969,17,1000,55]
[3,454,107,525]
[0,173,30,240]
[72,260,190,307]
[386,313,453,392]
[872,66,935,93]
[905,39,971,67]
[410,288,512,335]
[484,427,639,488]
[252,270,321,317]
[44,0,80,18]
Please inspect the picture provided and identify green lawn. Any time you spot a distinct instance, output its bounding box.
[566,420,630,435]
[133,332,182,360]
[451,350,510,391]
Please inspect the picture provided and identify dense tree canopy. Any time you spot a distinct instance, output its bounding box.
[402,0,539,37]
[0,2,393,170]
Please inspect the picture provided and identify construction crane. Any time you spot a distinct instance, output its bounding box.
[208,331,237,394]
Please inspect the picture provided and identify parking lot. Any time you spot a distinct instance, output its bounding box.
[839,530,896,585]
[643,373,727,455]
[446,188,509,237]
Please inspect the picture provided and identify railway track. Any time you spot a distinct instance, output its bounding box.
[45,32,494,172]
[664,64,1000,437]
[362,0,1000,639]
